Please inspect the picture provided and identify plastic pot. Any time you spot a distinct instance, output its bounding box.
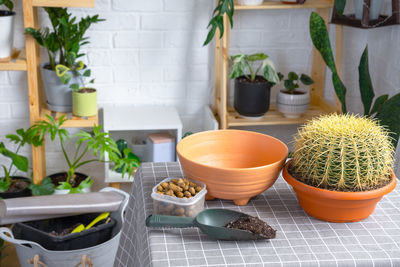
[0,176,31,199]
[282,160,397,223]
[72,88,97,117]
[234,76,272,119]
[13,213,116,251]
[0,187,129,267]
[0,10,15,61]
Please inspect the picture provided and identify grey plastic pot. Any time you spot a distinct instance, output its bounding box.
[0,187,129,267]
[41,63,84,112]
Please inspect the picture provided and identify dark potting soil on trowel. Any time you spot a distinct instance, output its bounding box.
[226,214,276,239]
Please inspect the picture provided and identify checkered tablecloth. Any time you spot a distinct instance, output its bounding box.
[114,162,400,267]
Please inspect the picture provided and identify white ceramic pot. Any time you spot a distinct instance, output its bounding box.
[0,11,15,60]
[237,0,264,6]
[277,89,310,118]
[53,187,91,195]
[354,0,384,20]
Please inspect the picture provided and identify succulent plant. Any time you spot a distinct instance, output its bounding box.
[291,114,394,191]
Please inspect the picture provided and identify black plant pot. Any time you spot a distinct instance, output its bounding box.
[13,213,116,251]
[48,172,88,187]
[0,176,32,199]
[234,75,272,117]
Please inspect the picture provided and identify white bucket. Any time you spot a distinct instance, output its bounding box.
[0,188,129,267]
[0,11,15,60]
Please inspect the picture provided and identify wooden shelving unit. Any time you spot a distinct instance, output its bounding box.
[0,0,98,184]
[214,0,342,129]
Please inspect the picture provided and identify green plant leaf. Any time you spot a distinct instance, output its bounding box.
[83,69,91,77]
[284,79,295,92]
[229,54,247,79]
[300,74,314,85]
[203,0,234,46]
[334,0,346,15]
[29,177,55,196]
[359,46,375,116]
[288,72,298,81]
[78,177,93,189]
[0,178,10,193]
[375,93,400,148]
[70,83,80,91]
[277,72,284,81]
[0,143,29,172]
[369,94,389,116]
[310,12,347,113]
[56,181,73,191]
[55,64,70,77]
[261,59,280,85]
[116,139,128,157]
[248,53,268,62]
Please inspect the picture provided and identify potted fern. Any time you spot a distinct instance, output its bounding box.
[25,8,103,112]
[0,0,15,61]
[229,53,280,119]
[56,63,97,117]
[282,114,396,223]
[29,116,139,194]
[276,72,314,118]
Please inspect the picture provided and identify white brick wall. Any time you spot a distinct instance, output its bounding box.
[0,0,399,186]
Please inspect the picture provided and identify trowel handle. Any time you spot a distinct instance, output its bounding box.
[146,214,195,228]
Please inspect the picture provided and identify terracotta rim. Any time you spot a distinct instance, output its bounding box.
[282,160,397,200]
[177,129,288,172]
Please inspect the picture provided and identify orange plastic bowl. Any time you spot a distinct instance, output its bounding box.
[177,130,288,205]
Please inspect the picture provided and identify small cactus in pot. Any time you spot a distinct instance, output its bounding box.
[282,114,397,222]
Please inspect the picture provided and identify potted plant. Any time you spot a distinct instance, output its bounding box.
[0,128,42,199]
[56,62,97,117]
[237,0,263,6]
[29,115,139,194]
[25,8,103,112]
[0,0,15,61]
[276,72,314,118]
[114,139,140,174]
[229,53,280,119]
[282,114,396,223]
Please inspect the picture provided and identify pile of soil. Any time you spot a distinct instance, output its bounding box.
[226,214,276,239]
[49,224,81,236]
[50,172,88,188]
[237,76,268,84]
[5,179,29,193]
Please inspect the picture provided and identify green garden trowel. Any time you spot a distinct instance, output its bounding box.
[146,209,270,241]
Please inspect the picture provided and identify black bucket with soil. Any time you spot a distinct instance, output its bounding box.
[13,213,116,251]
[0,176,32,199]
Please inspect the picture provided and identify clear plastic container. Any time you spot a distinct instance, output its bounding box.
[151,178,207,217]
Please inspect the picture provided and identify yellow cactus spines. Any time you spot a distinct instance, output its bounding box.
[292,114,394,191]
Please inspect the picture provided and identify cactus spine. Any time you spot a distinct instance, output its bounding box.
[292,114,394,191]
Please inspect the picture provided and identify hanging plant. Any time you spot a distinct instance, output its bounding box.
[203,0,234,46]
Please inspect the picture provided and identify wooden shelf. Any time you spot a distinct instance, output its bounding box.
[0,49,27,71]
[32,0,95,8]
[40,105,98,128]
[227,104,333,127]
[235,0,333,10]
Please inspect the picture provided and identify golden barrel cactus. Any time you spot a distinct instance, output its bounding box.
[292,114,394,191]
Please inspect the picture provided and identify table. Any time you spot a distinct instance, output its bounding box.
[115,163,400,267]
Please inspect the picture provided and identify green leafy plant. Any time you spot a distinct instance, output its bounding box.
[229,53,280,84]
[204,0,234,46]
[28,177,55,196]
[0,128,42,192]
[279,72,314,94]
[25,8,104,70]
[0,0,13,11]
[55,62,94,91]
[29,115,140,194]
[310,12,400,148]
[334,0,346,15]
[114,139,140,174]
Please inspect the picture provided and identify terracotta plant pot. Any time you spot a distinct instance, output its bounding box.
[282,160,397,223]
[177,130,288,206]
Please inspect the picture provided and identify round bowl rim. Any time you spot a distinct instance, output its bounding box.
[177,129,289,172]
